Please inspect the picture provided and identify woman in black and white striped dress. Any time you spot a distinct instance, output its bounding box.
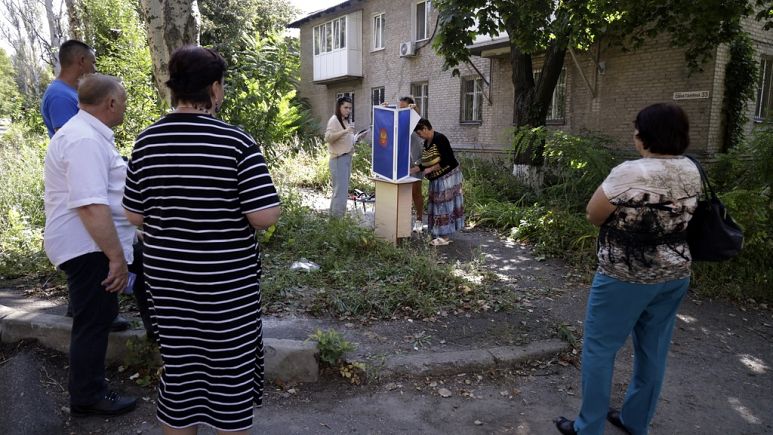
[122,46,281,435]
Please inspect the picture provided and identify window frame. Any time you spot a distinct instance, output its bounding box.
[414,0,430,41]
[371,86,385,123]
[460,77,483,124]
[755,56,773,122]
[313,16,347,56]
[410,81,429,119]
[373,13,385,51]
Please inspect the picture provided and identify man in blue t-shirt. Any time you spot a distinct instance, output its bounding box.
[41,40,96,137]
[40,40,138,335]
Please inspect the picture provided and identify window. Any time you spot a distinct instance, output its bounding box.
[533,69,567,123]
[410,82,429,119]
[415,1,430,41]
[313,16,347,55]
[371,87,385,122]
[371,87,385,107]
[755,56,773,121]
[313,26,320,55]
[336,91,355,123]
[461,77,483,123]
[373,14,385,50]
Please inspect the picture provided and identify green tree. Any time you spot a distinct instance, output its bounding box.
[219,33,314,154]
[80,0,164,152]
[433,0,760,161]
[199,0,297,60]
[0,48,21,118]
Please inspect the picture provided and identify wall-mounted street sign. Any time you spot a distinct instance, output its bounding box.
[673,91,710,100]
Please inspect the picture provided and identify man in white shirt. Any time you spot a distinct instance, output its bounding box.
[43,73,137,417]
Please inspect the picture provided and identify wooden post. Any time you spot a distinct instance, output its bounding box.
[372,177,417,244]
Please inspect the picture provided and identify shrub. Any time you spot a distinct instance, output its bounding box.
[691,125,772,301]
[0,126,51,277]
[269,139,374,194]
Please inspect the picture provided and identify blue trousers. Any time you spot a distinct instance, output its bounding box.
[329,152,352,217]
[574,272,689,435]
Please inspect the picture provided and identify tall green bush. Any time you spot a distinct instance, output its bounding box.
[692,125,772,300]
[0,126,51,277]
[220,33,319,156]
[0,48,22,119]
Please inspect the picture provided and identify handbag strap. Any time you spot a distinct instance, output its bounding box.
[685,155,717,201]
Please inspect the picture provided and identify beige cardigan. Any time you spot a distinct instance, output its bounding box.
[324,115,354,157]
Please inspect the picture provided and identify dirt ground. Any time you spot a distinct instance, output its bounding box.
[1,228,772,434]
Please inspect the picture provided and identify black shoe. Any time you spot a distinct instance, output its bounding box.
[607,408,632,434]
[553,417,577,435]
[70,391,137,417]
[110,315,130,332]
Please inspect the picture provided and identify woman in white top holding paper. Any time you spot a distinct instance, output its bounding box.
[324,96,355,217]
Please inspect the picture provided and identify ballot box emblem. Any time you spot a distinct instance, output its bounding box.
[378,128,388,147]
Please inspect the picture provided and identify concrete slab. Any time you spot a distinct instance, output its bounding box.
[487,339,569,367]
[264,338,319,383]
[383,349,496,376]
[0,304,320,383]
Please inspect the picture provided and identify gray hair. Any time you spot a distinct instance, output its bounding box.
[78,74,124,106]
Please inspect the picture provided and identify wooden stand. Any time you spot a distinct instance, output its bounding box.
[372,177,418,244]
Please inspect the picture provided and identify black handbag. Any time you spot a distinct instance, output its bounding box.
[685,156,744,261]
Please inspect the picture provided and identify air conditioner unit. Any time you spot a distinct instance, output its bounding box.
[399,41,416,57]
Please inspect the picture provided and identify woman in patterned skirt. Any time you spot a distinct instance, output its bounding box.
[410,118,464,246]
[122,45,281,434]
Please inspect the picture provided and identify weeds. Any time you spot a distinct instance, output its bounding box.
[122,337,161,387]
[260,193,503,318]
[270,139,375,195]
[308,328,356,367]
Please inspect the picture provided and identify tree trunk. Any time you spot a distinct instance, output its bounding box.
[44,0,62,72]
[139,0,201,106]
[63,0,82,40]
[510,33,569,167]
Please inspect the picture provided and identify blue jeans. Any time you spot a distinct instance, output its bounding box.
[574,272,689,435]
[329,153,352,217]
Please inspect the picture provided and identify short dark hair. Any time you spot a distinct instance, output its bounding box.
[165,45,227,109]
[634,103,690,155]
[414,118,433,132]
[59,40,94,67]
[399,96,415,105]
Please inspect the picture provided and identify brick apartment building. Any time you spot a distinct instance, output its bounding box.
[288,1,773,158]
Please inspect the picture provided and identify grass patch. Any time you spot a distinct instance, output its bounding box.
[260,193,517,319]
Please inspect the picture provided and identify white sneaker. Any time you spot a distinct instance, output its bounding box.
[430,237,451,246]
[413,221,423,233]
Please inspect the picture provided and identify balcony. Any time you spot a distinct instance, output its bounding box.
[312,11,363,84]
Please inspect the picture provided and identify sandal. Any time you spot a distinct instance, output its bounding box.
[429,237,451,246]
[607,408,632,434]
[553,417,577,435]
